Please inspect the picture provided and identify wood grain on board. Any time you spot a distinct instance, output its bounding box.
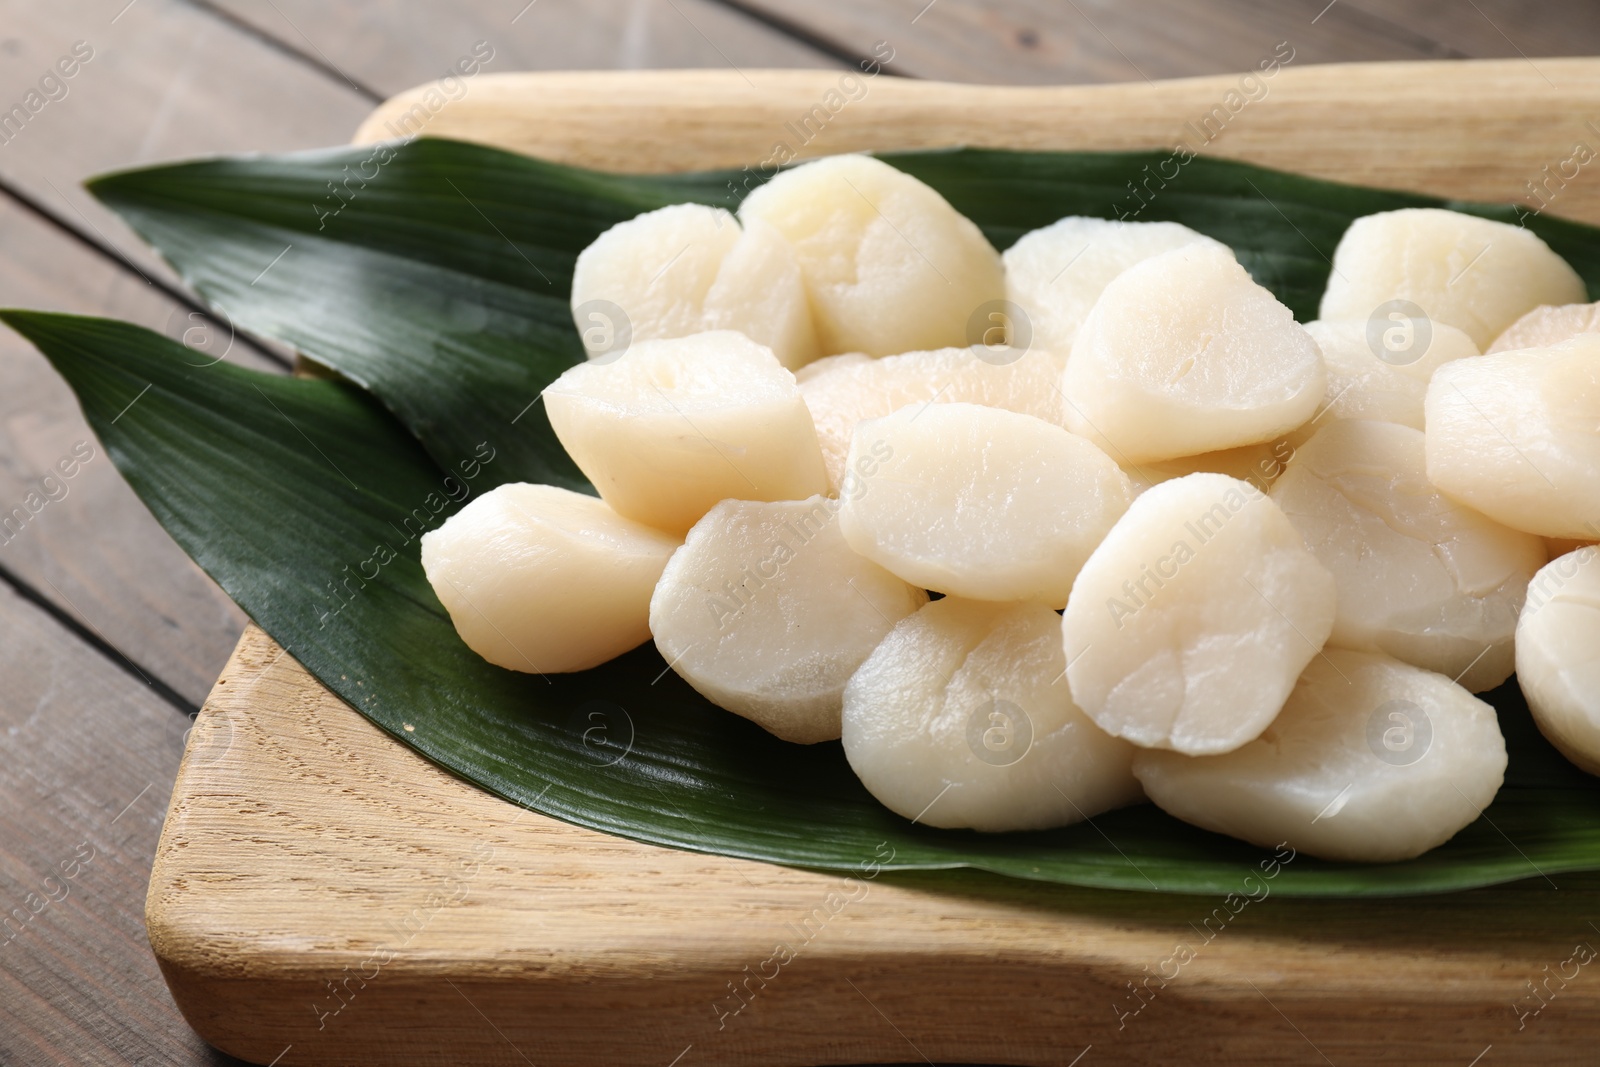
[357,60,1600,227]
[147,62,1600,1066]
[155,624,1600,1067]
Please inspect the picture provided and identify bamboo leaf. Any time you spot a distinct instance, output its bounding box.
[15,141,1600,895]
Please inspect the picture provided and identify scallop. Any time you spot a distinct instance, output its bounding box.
[1061,473,1337,755]
[543,331,828,535]
[1424,335,1600,540]
[569,203,819,369]
[1002,216,1229,353]
[838,403,1131,606]
[1123,438,1296,497]
[794,351,871,384]
[799,344,1067,489]
[1290,317,1479,443]
[1271,419,1545,692]
[649,495,927,743]
[1062,244,1325,464]
[842,597,1143,832]
[1489,300,1600,354]
[572,204,730,350]
[701,216,822,371]
[738,154,1005,357]
[1517,547,1600,775]
[1319,208,1585,349]
[1133,649,1507,863]
[420,484,679,674]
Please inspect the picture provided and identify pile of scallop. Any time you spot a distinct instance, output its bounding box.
[421,154,1600,864]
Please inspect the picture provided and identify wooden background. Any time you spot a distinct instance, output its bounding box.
[1,2,1598,1064]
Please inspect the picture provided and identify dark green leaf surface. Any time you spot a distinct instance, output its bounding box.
[86,142,715,494]
[22,142,1600,896]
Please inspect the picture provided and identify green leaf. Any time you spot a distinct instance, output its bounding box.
[27,141,1600,896]
[885,148,1600,316]
[85,141,752,494]
[13,308,1600,897]
[86,142,1598,460]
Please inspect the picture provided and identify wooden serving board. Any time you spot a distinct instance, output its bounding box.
[152,64,1600,1066]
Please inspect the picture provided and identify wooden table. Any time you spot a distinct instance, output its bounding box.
[2,3,1597,1064]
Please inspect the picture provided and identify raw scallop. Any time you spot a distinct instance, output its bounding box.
[799,344,1067,489]
[1134,649,1507,862]
[1123,438,1296,497]
[544,331,828,535]
[1061,473,1336,755]
[739,154,1005,357]
[1003,216,1228,353]
[1061,244,1325,463]
[1292,317,1478,441]
[421,484,678,674]
[649,496,927,743]
[843,597,1143,831]
[1319,208,1584,349]
[1271,419,1546,692]
[1489,301,1600,354]
[1424,335,1600,540]
[838,403,1131,606]
[1517,547,1600,775]
[569,203,819,369]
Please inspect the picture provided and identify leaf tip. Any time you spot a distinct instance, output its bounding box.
[83,167,134,207]
[0,308,52,338]
[84,163,168,217]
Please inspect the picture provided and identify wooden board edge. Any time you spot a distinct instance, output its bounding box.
[351,60,1600,226]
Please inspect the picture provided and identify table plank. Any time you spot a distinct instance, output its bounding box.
[0,196,279,709]
[0,0,374,290]
[715,0,1599,84]
[1338,0,1600,63]
[0,579,241,1066]
[199,0,846,102]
